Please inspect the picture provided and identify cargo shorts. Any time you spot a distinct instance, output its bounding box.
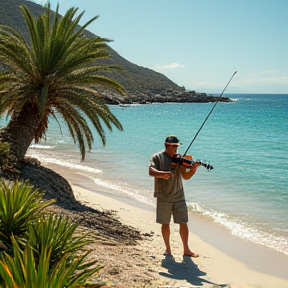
[156,199,188,224]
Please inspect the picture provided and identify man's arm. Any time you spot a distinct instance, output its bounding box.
[180,162,200,180]
[149,166,172,180]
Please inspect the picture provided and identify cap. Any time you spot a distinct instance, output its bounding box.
[165,135,182,145]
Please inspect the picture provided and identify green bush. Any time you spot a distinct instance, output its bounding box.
[0,180,55,247]
[27,214,94,267]
[0,180,103,287]
[0,236,102,288]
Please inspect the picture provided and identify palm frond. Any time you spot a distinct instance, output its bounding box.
[0,3,126,160]
[0,26,34,76]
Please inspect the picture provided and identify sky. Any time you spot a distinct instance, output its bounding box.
[29,0,288,94]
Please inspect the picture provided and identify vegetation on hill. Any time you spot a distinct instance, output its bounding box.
[0,0,182,93]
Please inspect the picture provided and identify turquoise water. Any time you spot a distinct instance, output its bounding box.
[2,93,287,255]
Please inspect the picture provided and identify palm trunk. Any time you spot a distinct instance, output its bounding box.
[0,109,77,205]
[0,109,40,162]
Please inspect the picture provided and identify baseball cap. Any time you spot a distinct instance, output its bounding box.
[165,135,182,145]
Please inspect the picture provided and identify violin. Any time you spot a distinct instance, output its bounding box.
[171,154,213,170]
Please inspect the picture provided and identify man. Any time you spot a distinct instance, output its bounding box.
[149,135,200,257]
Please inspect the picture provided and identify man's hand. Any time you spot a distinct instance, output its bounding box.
[180,162,199,180]
[162,171,172,180]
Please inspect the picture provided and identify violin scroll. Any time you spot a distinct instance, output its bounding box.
[171,154,213,170]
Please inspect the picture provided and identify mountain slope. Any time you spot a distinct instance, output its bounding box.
[0,0,182,93]
[0,0,231,104]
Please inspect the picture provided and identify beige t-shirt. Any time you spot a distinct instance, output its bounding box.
[149,150,185,202]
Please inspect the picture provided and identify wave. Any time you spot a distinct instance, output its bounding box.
[187,201,288,256]
[27,153,103,174]
[26,152,153,206]
[30,144,58,149]
[77,173,155,206]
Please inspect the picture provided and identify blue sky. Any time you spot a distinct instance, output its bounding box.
[29,0,288,94]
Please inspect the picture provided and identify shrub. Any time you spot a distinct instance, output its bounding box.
[27,214,94,267]
[0,180,103,287]
[0,236,102,288]
[0,180,55,247]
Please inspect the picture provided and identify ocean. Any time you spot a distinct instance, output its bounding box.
[2,93,287,256]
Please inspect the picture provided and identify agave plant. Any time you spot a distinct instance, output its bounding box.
[0,2,125,168]
[27,214,93,267]
[0,236,102,288]
[0,180,55,247]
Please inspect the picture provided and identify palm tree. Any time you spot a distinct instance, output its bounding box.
[0,2,125,170]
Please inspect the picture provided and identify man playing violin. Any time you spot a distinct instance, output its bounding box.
[149,135,200,258]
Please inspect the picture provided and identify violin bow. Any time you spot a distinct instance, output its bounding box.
[182,71,237,157]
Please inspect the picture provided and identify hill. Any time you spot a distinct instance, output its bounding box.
[0,0,231,104]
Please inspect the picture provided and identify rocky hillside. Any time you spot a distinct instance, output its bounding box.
[0,0,231,104]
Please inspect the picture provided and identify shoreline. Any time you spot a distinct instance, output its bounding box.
[189,213,288,279]
[43,162,288,287]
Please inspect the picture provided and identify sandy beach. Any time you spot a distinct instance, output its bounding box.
[43,162,288,288]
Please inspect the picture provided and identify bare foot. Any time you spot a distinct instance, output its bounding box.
[183,251,199,258]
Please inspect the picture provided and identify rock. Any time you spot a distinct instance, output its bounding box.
[103,89,232,105]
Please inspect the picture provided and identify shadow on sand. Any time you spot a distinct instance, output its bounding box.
[160,255,230,287]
